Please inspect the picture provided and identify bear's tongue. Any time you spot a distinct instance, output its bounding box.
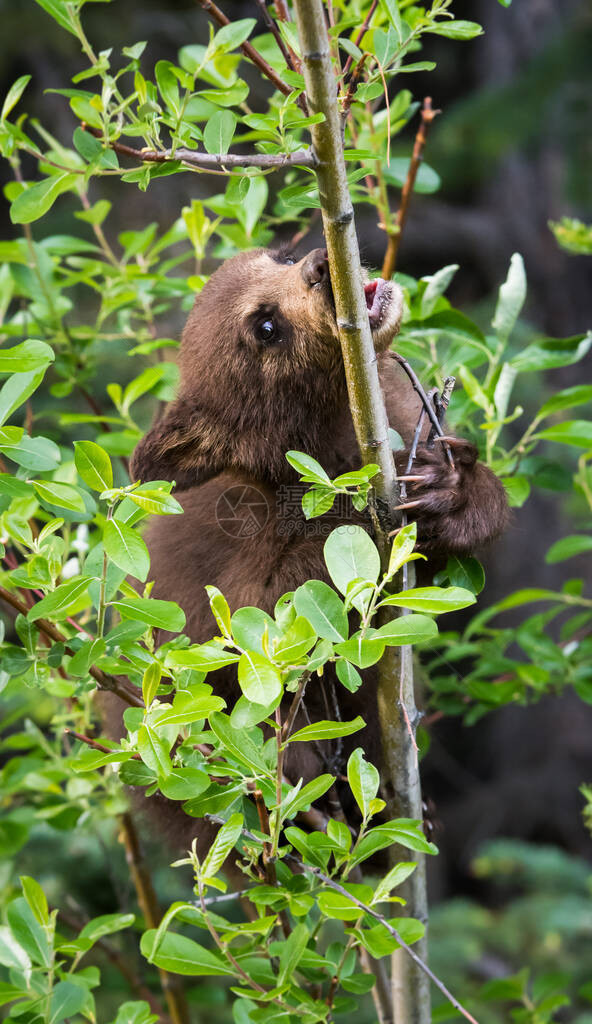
[363,279,384,325]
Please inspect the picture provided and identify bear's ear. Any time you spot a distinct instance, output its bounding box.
[129,400,217,490]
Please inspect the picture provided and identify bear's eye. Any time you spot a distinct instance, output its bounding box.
[256,318,277,344]
[284,254,296,265]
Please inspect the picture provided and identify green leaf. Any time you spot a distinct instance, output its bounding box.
[0,340,54,374]
[374,613,438,644]
[285,451,332,486]
[150,691,225,726]
[10,173,78,224]
[428,19,483,39]
[318,885,372,921]
[0,369,51,427]
[511,332,592,373]
[231,606,279,655]
[336,659,363,693]
[546,535,592,563]
[324,526,380,604]
[141,929,232,975]
[20,877,48,926]
[1,75,32,120]
[288,717,365,744]
[7,897,50,966]
[278,923,309,984]
[79,913,136,944]
[281,775,335,820]
[537,385,592,418]
[206,585,232,636]
[125,488,184,515]
[111,598,186,633]
[380,586,475,613]
[347,748,379,818]
[273,616,317,663]
[159,766,210,801]
[137,724,172,777]
[109,1002,158,1024]
[0,926,31,975]
[211,17,256,54]
[293,580,348,642]
[209,712,270,775]
[166,643,240,672]
[201,812,243,878]
[203,110,237,155]
[74,440,113,491]
[28,576,92,622]
[492,253,526,342]
[503,474,531,507]
[33,0,77,35]
[32,480,85,513]
[104,519,150,581]
[387,521,418,577]
[49,981,87,1024]
[351,820,438,865]
[237,651,282,705]
[372,862,416,903]
[334,632,385,668]
[377,0,403,42]
[535,420,592,448]
[383,158,440,195]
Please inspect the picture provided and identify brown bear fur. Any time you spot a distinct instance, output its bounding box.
[103,246,509,850]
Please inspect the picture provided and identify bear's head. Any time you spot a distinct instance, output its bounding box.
[130,247,402,488]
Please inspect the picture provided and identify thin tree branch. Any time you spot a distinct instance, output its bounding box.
[203,810,479,1024]
[427,375,455,444]
[196,0,301,102]
[291,6,431,1022]
[342,0,378,78]
[390,351,455,468]
[254,0,302,75]
[281,669,311,741]
[302,865,480,1024]
[0,585,143,707]
[83,126,315,171]
[120,812,190,1024]
[382,97,440,279]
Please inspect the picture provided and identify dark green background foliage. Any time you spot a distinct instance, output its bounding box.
[0,0,590,1022]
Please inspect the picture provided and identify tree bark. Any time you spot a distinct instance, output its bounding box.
[292,3,430,1022]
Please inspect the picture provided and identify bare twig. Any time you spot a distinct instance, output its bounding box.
[0,585,142,707]
[281,669,311,741]
[381,97,440,279]
[203,809,479,1024]
[196,0,301,103]
[427,375,455,444]
[390,351,455,468]
[303,865,480,1024]
[341,52,370,117]
[120,812,190,1024]
[64,728,142,758]
[342,0,378,79]
[83,126,315,171]
[254,0,302,74]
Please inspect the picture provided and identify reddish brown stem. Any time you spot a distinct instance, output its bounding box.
[120,812,190,1024]
[196,0,299,101]
[255,0,302,74]
[381,97,441,279]
[0,584,143,707]
[342,0,378,78]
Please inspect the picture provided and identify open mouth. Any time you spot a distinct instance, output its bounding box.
[364,279,390,329]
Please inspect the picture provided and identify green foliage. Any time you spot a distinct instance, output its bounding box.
[0,0,589,1021]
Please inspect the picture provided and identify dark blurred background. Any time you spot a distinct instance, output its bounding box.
[1,0,591,905]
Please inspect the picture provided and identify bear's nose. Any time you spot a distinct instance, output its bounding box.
[301,247,329,287]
